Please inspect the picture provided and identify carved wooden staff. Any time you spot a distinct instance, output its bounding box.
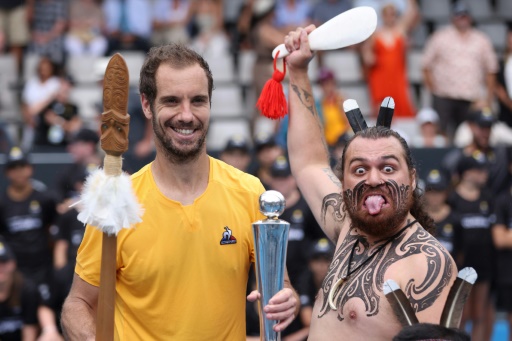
[77,53,142,341]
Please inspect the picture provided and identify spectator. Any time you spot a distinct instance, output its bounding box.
[219,135,252,172]
[151,0,191,46]
[423,169,461,261]
[53,128,100,210]
[249,131,283,188]
[0,147,57,296]
[316,67,349,147]
[21,56,61,151]
[361,0,418,119]
[0,0,32,74]
[491,158,512,341]
[274,0,311,32]
[411,107,447,148]
[189,0,229,58]
[422,0,498,142]
[308,0,352,27]
[443,108,511,196]
[34,77,82,147]
[448,153,495,341]
[64,0,108,57]
[0,236,62,341]
[496,29,512,128]
[102,0,152,54]
[28,0,68,64]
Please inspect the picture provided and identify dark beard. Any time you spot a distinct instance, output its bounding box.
[152,113,207,164]
[343,180,413,238]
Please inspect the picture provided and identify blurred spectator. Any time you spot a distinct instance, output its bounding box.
[64,0,107,57]
[361,0,418,118]
[308,0,352,27]
[21,56,62,151]
[189,0,229,58]
[443,108,511,196]
[0,0,32,74]
[222,0,247,67]
[453,107,512,147]
[496,29,512,128]
[102,0,152,54]
[151,0,191,46]
[53,128,100,210]
[34,77,82,147]
[267,155,322,340]
[219,135,252,172]
[448,153,495,341]
[249,131,283,188]
[316,67,349,147]
[306,238,334,297]
[491,160,512,341]
[29,0,68,64]
[422,169,461,261]
[248,0,285,135]
[0,236,62,341]
[274,0,311,32]
[0,147,57,294]
[422,0,498,142]
[51,169,86,332]
[410,107,447,148]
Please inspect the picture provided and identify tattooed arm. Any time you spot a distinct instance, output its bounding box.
[285,26,348,242]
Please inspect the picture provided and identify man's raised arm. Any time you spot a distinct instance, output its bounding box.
[286,26,347,242]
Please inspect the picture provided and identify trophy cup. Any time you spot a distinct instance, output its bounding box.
[252,190,290,341]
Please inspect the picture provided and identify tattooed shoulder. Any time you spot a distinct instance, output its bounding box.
[322,167,342,189]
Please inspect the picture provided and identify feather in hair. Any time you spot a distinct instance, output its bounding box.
[384,279,419,327]
[440,267,477,329]
[343,99,368,133]
[376,96,395,128]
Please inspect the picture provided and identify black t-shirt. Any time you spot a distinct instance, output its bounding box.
[493,188,512,285]
[448,190,495,281]
[35,100,79,146]
[0,274,39,341]
[434,210,463,260]
[0,189,56,275]
[54,207,85,264]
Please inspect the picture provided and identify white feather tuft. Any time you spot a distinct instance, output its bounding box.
[77,169,144,235]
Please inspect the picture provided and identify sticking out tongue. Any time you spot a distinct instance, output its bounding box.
[365,195,385,215]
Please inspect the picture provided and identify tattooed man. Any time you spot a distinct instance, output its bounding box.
[284,26,457,340]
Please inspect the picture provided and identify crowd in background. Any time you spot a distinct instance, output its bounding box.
[1,0,512,340]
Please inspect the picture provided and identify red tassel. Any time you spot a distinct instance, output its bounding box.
[256,51,287,120]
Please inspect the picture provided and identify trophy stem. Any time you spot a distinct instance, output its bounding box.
[252,219,290,341]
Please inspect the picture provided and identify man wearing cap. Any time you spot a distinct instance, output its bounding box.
[423,169,462,260]
[447,153,495,340]
[219,135,252,172]
[410,107,448,148]
[249,131,284,187]
[442,108,511,196]
[422,0,498,142]
[267,155,324,340]
[0,147,57,290]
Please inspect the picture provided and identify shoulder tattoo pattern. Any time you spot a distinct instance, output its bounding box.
[317,226,453,321]
[321,193,346,227]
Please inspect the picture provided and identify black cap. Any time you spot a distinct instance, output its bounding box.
[5,147,30,170]
[452,0,470,16]
[223,135,250,153]
[309,238,335,260]
[424,169,449,191]
[469,108,496,127]
[270,155,291,177]
[0,236,15,262]
[254,131,276,152]
[457,152,488,176]
[70,128,99,145]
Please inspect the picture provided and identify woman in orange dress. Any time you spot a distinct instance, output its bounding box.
[362,0,419,118]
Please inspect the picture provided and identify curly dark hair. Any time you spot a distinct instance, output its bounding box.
[337,126,435,234]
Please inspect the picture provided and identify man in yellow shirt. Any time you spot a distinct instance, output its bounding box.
[60,43,299,340]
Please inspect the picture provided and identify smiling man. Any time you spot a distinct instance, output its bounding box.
[60,44,299,340]
[284,26,457,340]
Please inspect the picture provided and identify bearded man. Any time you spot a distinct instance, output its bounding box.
[285,26,457,340]
[61,43,299,340]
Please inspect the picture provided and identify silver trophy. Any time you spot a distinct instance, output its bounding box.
[252,190,290,341]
